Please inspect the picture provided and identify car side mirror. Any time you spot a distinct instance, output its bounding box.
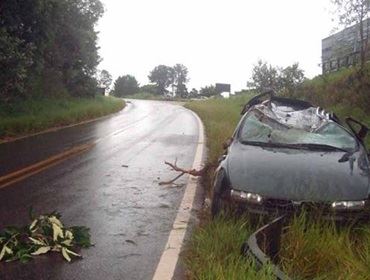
[223,137,233,150]
[345,117,369,142]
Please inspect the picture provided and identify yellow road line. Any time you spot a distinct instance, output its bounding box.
[0,142,95,189]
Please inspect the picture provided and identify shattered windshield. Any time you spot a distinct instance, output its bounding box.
[238,111,357,151]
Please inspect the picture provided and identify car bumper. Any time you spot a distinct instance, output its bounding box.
[229,191,370,222]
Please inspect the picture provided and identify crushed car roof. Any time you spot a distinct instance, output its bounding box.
[242,91,339,133]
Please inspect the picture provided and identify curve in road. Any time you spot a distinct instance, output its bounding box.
[0,100,203,280]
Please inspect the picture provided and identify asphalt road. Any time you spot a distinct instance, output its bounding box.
[0,100,200,280]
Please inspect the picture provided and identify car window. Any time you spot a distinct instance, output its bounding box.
[239,111,357,150]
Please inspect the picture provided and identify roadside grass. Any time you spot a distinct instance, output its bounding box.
[280,213,370,280]
[184,94,370,279]
[183,214,276,280]
[0,96,124,140]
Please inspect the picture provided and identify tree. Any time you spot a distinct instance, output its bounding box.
[112,75,139,97]
[332,0,370,70]
[0,27,32,102]
[279,63,306,96]
[247,60,280,93]
[247,60,305,96]
[175,84,188,98]
[199,85,218,97]
[189,88,199,98]
[172,64,189,97]
[140,84,158,95]
[98,70,113,90]
[148,65,174,95]
[0,0,104,102]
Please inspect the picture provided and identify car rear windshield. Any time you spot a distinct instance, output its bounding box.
[238,111,357,151]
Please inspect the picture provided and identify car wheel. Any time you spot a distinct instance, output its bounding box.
[211,169,231,218]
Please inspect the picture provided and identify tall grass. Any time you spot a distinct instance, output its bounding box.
[183,215,276,280]
[296,65,370,114]
[184,93,370,279]
[0,96,124,139]
[280,213,370,280]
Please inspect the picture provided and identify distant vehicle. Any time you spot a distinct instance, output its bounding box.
[211,91,370,220]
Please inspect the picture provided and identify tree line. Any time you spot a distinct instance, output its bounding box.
[110,64,222,99]
[0,0,104,104]
[111,64,191,98]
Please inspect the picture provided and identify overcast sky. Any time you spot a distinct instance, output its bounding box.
[97,0,336,92]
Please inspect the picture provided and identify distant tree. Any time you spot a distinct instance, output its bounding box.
[189,88,199,98]
[247,60,281,93]
[199,85,218,97]
[172,64,189,97]
[98,70,113,91]
[140,84,159,95]
[331,0,370,70]
[112,75,139,97]
[175,84,189,98]
[247,60,305,95]
[148,65,174,95]
[279,63,306,96]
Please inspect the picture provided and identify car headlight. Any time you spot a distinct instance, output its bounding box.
[230,189,263,204]
[331,200,366,211]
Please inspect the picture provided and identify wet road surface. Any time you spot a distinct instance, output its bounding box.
[0,100,200,280]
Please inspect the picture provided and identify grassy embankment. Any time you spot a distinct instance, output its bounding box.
[183,73,370,279]
[0,96,124,140]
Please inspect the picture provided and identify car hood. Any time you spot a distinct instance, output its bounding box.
[227,142,370,202]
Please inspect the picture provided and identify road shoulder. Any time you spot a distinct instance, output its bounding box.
[152,109,206,280]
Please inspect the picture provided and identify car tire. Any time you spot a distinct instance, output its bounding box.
[211,169,231,218]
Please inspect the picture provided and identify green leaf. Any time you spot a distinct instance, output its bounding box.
[19,254,32,263]
[29,219,38,232]
[29,237,45,246]
[0,246,6,261]
[61,247,71,262]
[31,246,50,256]
[52,223,64,241]
[65,230,74,240]
[5,246,13,254]
[70,226,92,248]
[62,239,72,246]
[48,216,63,228]
[65,248,81,258]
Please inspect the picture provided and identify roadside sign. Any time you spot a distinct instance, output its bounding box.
[215,83,231,93]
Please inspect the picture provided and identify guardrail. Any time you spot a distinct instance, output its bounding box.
[241,215,291,280]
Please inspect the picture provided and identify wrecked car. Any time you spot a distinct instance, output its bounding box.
[211,91,370,220]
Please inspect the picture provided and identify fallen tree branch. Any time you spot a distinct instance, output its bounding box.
[164,161,206,176]
[158,172,185,185]
[159,160,209,185]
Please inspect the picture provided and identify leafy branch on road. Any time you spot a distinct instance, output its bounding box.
[0,212,92,263]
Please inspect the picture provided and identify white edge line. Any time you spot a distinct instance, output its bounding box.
[152,109,205,280]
